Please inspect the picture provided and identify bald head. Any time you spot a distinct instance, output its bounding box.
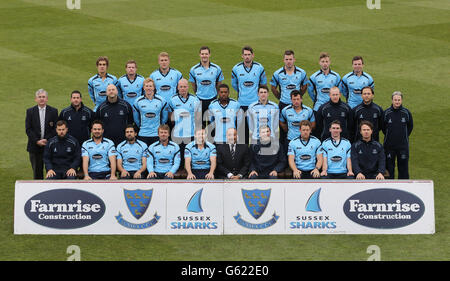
[178,78,189,96]
[106,84,118,101]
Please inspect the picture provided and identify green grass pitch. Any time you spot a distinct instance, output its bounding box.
[0,0,449,260]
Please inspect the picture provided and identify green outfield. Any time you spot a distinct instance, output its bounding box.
[0,0,449,260]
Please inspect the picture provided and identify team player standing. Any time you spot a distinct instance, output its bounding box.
[26,48,413,180]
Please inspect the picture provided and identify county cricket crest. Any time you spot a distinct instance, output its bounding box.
[115,188,160,229]
[242,189,270,219]
[124,189,152,219]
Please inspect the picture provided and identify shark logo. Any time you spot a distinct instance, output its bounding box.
[187,188,203,213]
[305,188,322,212]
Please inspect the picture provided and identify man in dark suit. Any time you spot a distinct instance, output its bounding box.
[215,128,250,179]
[26,89,58,179]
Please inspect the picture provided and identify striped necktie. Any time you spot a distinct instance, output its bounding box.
[39,107,45,139]
[230,144,235,160]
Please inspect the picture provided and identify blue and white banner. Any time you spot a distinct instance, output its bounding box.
[14,180,435,235]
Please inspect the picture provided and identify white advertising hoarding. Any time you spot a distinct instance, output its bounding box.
[14,180,434,235]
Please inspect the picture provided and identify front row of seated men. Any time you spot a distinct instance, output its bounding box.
[44,117,385,180]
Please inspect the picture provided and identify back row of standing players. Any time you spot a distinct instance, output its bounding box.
[66,46,412,179]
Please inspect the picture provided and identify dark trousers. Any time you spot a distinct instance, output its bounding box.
[149,172,173,179]
[298,170,317,179]
[192,169,210,179]
[321,173,354,179]
[29,151,44,180]
[172,136,194,169]
[248,173,278,180]
[278,101,291,150]
[120,170,148,179]
[385,147,409,179]
[240,106,249,144]
[89,171,111,180]
[47,170,77,180]
[200,97,216,128]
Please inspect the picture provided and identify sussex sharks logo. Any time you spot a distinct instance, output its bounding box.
[115,189,160,229]
[234,188,279,229]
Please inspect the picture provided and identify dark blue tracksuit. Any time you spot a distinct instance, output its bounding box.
[58,103,94,147]
[43,134,81,179]
[352,101,383,142]
[315,99,353,141]
[382,105,413,179]
[249,139,286,179]
[95,98,134,146]
[351,139,385,179]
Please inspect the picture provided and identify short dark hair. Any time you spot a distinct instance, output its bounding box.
[91,120,104,129]
[352,56,364,64]
[319,52,330,60]
[330,120,341,128]
[218,83,229,91]
[359,120,373,131]
[284,50,295,56]
[125,124,137,133]
[258,85,269,92]
[199,46,210,53]
[290,90,303,98]
[56,120,67,127]
[241,45,254,54]
[71,90,82,98]
[361,86,374,95]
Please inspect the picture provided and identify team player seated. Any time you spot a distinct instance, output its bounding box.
[248,126,286,179]
[43,120,81,180]
[287,120,322,179]
[185,128,216,180]
[351,121,385,180]
[146,125,180,179]
[320,120,354,179]
[116,125,148,179]
[81,120,117,180]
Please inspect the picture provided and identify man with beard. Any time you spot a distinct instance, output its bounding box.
[58,90,94,147]
[81,120,117,180]
[43,120,81,180]
[116,125,149,179]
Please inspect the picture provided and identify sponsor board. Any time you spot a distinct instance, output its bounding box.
[223,182,284,234]
[15,180,434,235]
[166,183,223,234]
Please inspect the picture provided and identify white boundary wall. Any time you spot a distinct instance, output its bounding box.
[14,180,435,235]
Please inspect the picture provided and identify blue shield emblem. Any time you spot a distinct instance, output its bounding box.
[124,189,152,220]
[242,189,270,220]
